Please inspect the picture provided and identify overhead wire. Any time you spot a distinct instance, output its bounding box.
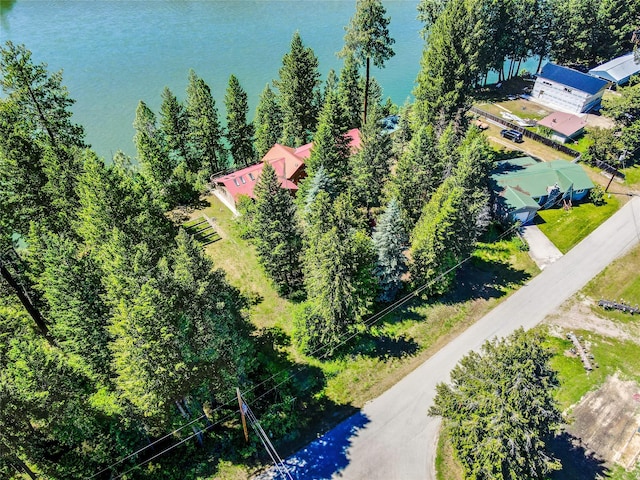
[89,222,521,478]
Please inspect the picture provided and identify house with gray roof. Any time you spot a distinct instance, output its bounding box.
[588,52,640,86]
[532,63,609,113]
[491,157,595,224]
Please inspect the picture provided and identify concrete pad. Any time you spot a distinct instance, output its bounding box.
[521,224,563,269]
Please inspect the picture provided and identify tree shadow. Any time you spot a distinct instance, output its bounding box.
[253,411,371,480]
[349,332,419,359]
[548,431,609,479]
[444,256,532,303]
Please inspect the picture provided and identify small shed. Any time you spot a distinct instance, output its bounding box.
[536,111,587,144]
[589,52,640,86]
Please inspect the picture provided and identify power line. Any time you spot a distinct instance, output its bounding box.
[89,223,521,477]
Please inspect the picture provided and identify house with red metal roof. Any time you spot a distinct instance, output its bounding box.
[211,128,361,212]
[536,111,587,144]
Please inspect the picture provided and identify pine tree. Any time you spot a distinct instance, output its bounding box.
[133,100,172,197]
[225,74,255,167]
[297,192,376,354]
[430,329,563,479]
[339,0,395,124]
[106,230,254,426]
[253,163,303,295]
[390,124,440,229]
[159,86,188,163]
[254,83,283,158]
[306,91,350,181]
[337,52,363,129]
[276,32,321,147]
[0,43,85,237]
[185,69,227,174]
[0,41,85,150]
[373,199,407,302]
[348,106,392,211]
[413,0,477,126]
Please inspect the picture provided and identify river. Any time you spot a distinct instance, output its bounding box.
[1,0,425,160]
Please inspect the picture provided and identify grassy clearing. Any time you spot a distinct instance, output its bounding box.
[535,194,620,253]
[623,164,640,190]
[482,122,575,162]
[188,199,540,478]
[546,331,640,409]
[434,243,640,480]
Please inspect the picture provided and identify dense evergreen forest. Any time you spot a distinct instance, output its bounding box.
[1,0,638,478]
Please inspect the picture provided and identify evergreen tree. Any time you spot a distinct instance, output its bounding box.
[413,0,477,126]
[410,128,491,294]
[324,68,339,99]
[225,74,255,167]
[252,163,303,295]
[0,41,85,149]
[340,0,395,124]
[303,165,334,215]
[185,69,227,174]
[348,107,392,211]
[276,32,321,146]
[390,124,440,229]
[133,100,172,198]
[429,329,563,479]
[337,52,363,129]
[106,230,254,427]
[306,91,350,181]
[254,83,283,158]
[297,192,376,354]
[159,86,188,162]
[0,43,84,238]
[373,199,407,302]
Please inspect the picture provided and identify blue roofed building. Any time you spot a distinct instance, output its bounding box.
[532,63,609,113]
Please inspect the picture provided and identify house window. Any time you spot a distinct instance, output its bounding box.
[249,173,255,181]
[233,179,240,187]
[240,176,246,184]
[574,189,585,194]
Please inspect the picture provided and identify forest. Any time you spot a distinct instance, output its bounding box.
[1,0,638,479]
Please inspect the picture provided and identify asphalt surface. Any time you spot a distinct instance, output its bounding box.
[256,196,640,480]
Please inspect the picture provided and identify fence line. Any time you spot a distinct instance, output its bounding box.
[470,106,625,180]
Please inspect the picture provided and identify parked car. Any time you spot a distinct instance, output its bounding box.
[500,129,524,143]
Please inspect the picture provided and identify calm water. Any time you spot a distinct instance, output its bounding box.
[1,0,425,160]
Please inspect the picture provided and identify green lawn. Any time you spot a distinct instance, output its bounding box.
[623,164,640,189]
[188,199,540,478]
[434,244,640,480]
[535,195,620,253]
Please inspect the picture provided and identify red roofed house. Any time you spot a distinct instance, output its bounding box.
[212,128,361,212]
[536,111,587,144]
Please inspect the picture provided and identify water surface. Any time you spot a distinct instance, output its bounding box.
[1,0,424,159]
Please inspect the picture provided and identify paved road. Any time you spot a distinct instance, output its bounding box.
[257,196,640,480]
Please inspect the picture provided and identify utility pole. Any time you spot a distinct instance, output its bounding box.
[0,248,50,339]
[236,388,249,442]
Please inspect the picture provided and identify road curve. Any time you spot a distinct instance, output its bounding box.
[257,196,640,480]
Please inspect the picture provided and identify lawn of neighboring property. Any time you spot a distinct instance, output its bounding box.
[535,194,620,253]
[188,197,540,479]
[623,164,640,190]
[434,243,640,480]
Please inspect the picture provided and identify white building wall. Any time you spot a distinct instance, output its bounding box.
[532,78,603,113]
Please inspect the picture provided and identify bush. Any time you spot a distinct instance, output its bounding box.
[590,184,605,206]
